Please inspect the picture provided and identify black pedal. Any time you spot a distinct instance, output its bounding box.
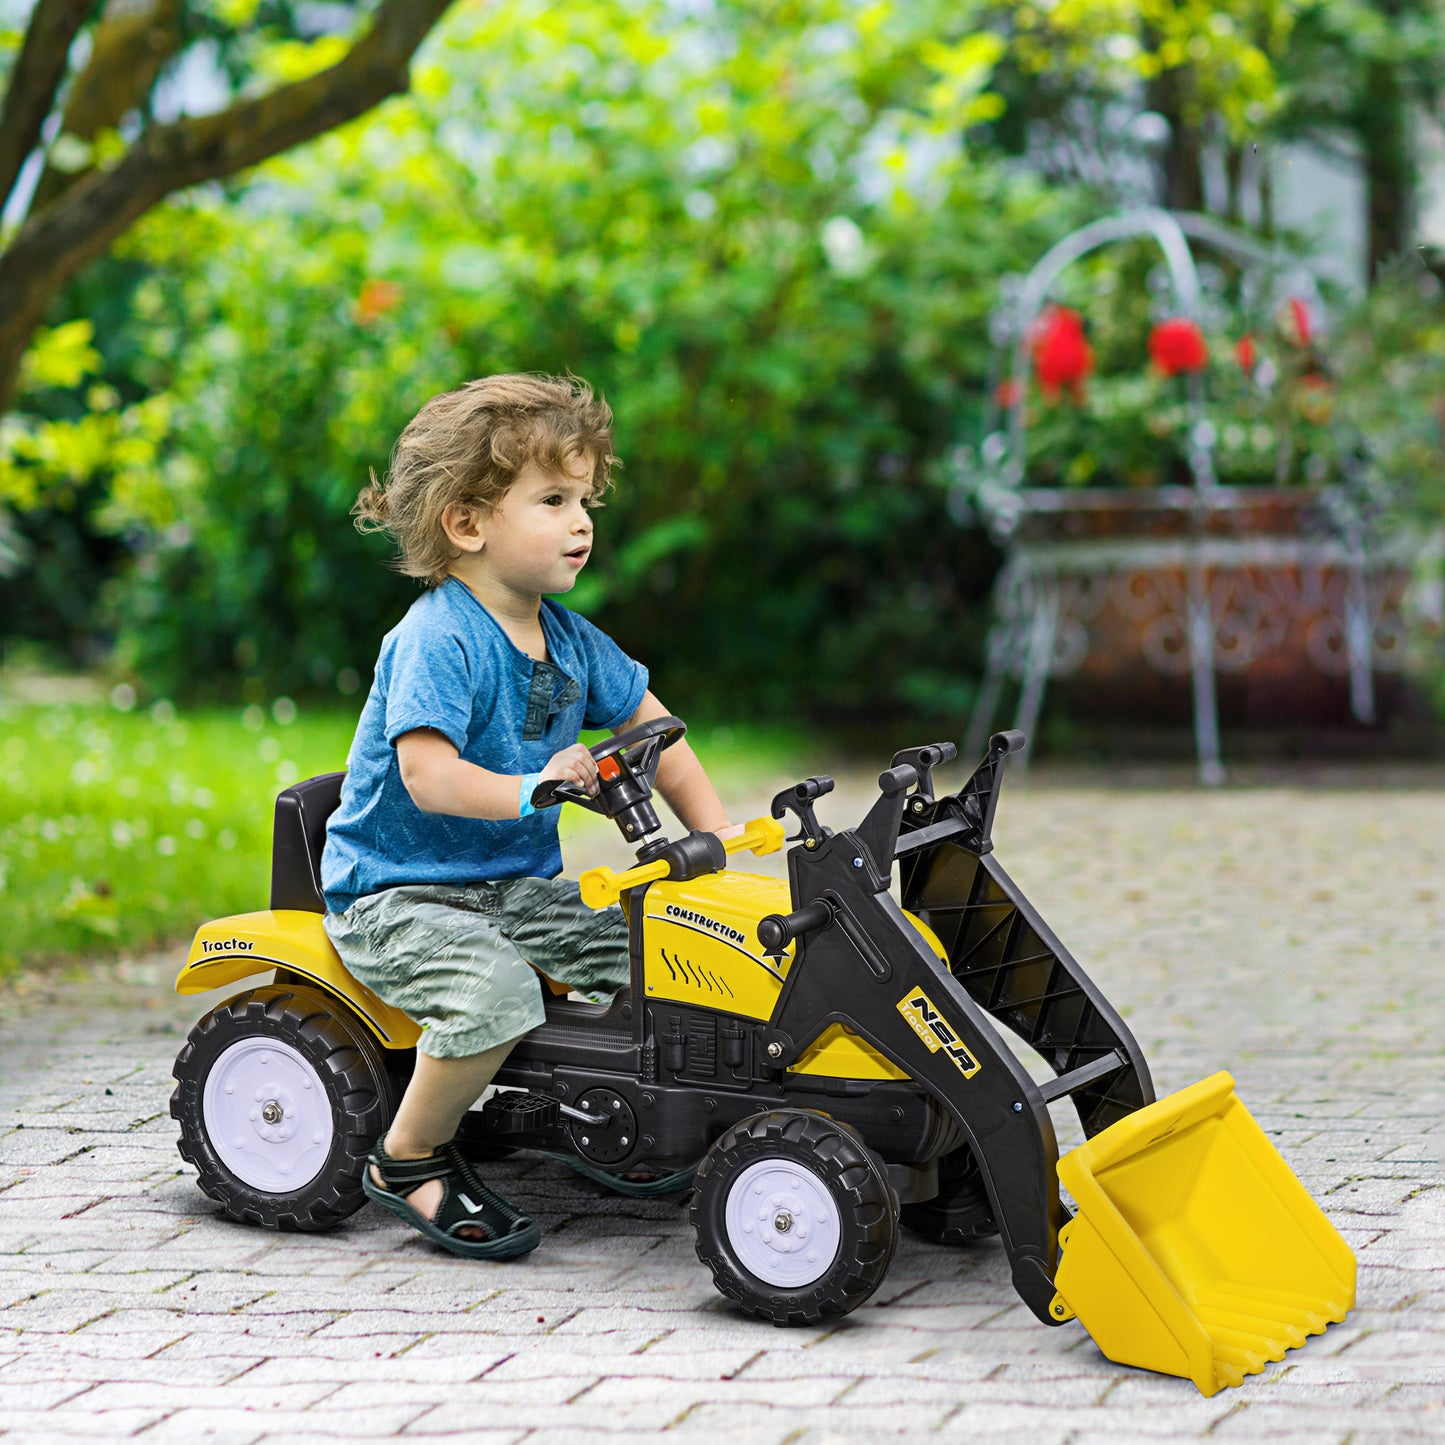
[480,1090,560,1135]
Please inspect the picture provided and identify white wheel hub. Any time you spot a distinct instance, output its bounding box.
[202,1037,334,1192]
[724,1159,842,1288]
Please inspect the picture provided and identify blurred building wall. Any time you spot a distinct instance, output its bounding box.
[1418,113,1445,253]
[1269,141,1369,294]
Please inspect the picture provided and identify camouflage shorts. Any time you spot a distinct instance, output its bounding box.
[323,877,630,1059]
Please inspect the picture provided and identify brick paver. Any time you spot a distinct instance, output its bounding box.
[1,771,1442,1442]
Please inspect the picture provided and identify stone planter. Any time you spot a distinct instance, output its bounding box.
[967,486,1419,776]
[962,208,1426,781]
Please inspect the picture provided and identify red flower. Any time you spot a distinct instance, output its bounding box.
[994,376,1023,409]
[1027,305,1093,401]
[1288,296,1313,347]
[355,278,404,325]
[1234,333,1257,376]
[1149,317,1209,377]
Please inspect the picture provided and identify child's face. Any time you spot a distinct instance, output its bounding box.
[464,457,596,598]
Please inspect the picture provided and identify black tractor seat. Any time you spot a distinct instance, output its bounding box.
[271,772,344,914]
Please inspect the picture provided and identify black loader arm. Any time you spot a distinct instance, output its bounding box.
[921,729,1022,855]
[896,735,1154,1140]
[759,817,1068,1325]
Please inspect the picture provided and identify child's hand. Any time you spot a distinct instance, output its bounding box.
[541,743,600,797]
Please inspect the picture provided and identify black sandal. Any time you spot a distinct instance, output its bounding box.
[362,1134,542,1260]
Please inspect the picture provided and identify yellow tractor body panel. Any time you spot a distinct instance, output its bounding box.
[790,1023,909,1081]
[1053,1071,1356,1396]
[639,872,940,1081]
[177,910,422,1049]
[640,871,796,1018]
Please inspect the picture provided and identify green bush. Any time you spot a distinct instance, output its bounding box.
[87,0,1085,728]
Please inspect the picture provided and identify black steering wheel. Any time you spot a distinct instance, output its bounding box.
[530,715,686,843]
[586,715,687,776]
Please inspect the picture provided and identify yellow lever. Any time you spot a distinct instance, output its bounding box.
[578,814,786,910]
[579,857,669,910]
[723,813,786,857]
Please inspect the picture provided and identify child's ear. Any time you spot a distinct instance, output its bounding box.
[441,501,486,553]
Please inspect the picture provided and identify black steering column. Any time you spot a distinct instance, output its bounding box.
[530,715,687,852]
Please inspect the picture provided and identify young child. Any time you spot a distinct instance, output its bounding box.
[321,373,736,1260]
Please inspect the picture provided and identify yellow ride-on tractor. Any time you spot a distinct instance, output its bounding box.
[171,719,1355,1396]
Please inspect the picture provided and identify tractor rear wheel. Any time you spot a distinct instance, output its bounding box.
[691,1108,897,1326]
[171,984,397,1230]
[899,1143,997,1244]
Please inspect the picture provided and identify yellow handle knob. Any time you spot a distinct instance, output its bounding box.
[579,859,670,910]
[724,815,786,858]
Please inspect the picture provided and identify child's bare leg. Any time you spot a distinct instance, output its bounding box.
[375,1038,520,1236]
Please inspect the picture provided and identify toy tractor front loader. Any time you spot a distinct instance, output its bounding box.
[724,733,1355,1393]
[171,721,1354,1398]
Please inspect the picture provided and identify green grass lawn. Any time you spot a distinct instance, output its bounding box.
[0,686,813,980]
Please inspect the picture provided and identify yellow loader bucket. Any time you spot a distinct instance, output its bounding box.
[1052,1072,1355,1396]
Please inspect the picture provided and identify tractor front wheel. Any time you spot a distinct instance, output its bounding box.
[691,1109,897,1326]
[171,985,397,1230]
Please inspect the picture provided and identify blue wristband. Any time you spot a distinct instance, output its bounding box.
[518,772,543,818]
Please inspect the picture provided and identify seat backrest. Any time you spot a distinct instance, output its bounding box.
[271,772,345,913]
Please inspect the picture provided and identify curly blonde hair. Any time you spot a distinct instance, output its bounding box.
[353,373,617,585]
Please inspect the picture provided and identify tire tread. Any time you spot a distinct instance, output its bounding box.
[691,1108,898,1326]
[171,984,397,1232]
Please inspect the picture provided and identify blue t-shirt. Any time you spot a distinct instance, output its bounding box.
[320,578,648,913]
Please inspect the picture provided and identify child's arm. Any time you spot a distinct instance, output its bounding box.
[397,728,598,818]
[615,691,740,839]
[399,697,736,836]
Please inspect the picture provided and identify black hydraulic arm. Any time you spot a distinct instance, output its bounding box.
[760,823,1068,1325]
[907,729,1024,856]
[896,734,1154,1138]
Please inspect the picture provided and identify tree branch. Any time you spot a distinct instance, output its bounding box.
[0,0,456,412]
[0,0,100,213]
[27,0,183,218]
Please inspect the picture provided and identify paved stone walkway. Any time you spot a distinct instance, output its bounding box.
[1,772,1442,1442]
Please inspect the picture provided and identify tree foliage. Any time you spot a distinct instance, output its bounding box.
[0,0,455,417]
[1273,1,1445,271]
[5,0,1442,732]
[70,0,1083,726]
[978,0,1445,266]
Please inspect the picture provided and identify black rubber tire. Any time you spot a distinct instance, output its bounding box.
[691,1109,898,1326]
[171,984,398,1231]
[899,1143,998,1245]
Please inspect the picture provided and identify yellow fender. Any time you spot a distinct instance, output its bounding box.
[178,910,421,1049]
[1052,1071,1356,1395]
